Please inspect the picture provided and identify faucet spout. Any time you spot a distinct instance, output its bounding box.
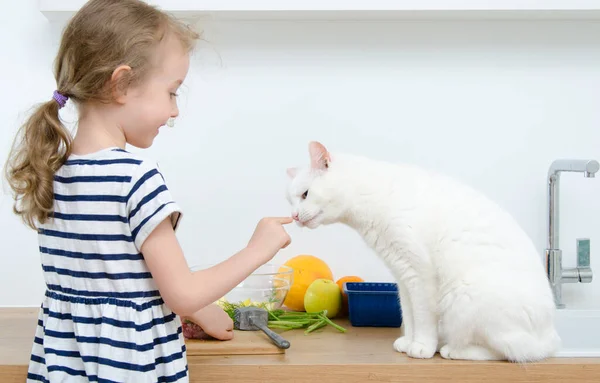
[548,159,599,181]
[546,159,598,308]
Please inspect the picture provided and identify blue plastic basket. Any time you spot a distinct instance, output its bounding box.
[343,282,402,327]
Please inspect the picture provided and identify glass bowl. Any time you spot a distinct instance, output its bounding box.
[190,264,293,310]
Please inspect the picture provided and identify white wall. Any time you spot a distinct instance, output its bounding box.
[1,1,599,308]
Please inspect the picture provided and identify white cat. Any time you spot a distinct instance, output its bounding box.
[285,141,560,362]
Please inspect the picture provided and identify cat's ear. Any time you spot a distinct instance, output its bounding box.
[286,167,298,178]
[309,141,330,170]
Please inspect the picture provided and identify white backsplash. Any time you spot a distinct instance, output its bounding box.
[1,1,599,308]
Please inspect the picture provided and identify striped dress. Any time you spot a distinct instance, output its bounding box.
[27,147,188,383]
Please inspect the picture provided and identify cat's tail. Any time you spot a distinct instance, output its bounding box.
[487,326,561,363]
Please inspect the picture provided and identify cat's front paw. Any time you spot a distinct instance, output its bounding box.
[406,341,437,359]
[393,336,412,353]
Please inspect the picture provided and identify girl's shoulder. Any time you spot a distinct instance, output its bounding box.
[63,146,166,179]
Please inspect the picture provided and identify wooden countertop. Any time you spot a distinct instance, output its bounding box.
[2,307,600,382]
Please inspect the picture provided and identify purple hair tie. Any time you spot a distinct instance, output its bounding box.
[53,90,68,109]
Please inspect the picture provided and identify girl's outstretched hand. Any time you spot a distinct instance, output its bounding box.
[247,217,293,262]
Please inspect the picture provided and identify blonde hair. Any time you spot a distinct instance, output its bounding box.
[4,0,199,230]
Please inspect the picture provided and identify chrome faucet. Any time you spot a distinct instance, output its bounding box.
[545,159,598,308]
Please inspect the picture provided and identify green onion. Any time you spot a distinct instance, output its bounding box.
[304,319,327,334]
[217,299,347,334]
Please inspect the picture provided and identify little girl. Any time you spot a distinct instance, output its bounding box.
[5,1,292,382]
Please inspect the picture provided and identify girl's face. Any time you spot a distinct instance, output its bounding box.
[120,34,190,149]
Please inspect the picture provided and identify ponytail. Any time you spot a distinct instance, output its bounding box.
[4,97,72,230]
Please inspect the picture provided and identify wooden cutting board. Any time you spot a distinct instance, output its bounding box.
[184,330,286,356]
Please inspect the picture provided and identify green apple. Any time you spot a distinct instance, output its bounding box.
[304,278,342,318]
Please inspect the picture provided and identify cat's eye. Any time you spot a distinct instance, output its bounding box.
[301,190,309,200]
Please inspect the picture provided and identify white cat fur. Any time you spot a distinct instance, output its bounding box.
[286,141,560,362]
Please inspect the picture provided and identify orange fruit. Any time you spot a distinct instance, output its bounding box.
[335,276,364,317]
[280,255,334,311]
[336,276,364,295]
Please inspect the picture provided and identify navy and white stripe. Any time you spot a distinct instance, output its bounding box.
[27,147,186,383]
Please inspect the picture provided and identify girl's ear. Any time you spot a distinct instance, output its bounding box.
[110,64,133,103]
[309,141,330,170]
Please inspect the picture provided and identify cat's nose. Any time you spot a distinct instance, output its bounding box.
[292,212,299,221]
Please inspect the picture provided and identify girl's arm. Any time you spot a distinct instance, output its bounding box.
[141,216,292,316]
